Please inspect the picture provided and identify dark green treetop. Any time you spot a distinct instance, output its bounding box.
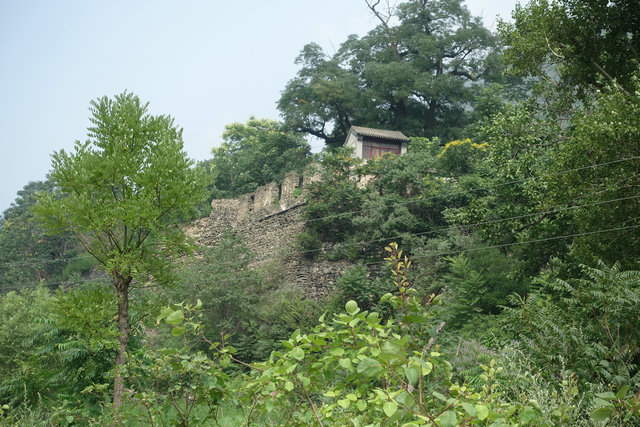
[500,0,640,95]
[202,117,311,199]
[278,0,502,147]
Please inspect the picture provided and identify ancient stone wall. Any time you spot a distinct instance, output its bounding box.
[187,170,351,298]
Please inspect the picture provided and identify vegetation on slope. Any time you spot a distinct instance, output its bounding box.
[0,0,639,424]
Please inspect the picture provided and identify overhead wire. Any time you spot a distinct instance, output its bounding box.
[2,155,637,269]
[304,155,639,223]
[296,193,640,256]
[1,156,638,289]
[3,218,639,293]
[359,220,640,268]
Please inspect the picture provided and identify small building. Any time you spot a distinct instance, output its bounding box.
[344,126,409,160]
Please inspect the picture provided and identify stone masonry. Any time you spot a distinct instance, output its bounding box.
[187,170,351,298]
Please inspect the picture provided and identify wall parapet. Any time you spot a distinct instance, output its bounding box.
[187,168,349,298]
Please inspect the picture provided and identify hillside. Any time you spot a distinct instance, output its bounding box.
[0,0,639,424]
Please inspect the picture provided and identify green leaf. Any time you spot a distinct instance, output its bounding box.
[297,374,311,387]
[284,381,294,391]
[290,347,305,361]
[383,401,398,417]
[404,366,419,386]
[357,357,382,378]
[330,348,345,357]
[194,299,202,309]
[475,404,489,421]
[156,306,173,323]
[345,300,360,315]
[520,405,539,423]
[165,309,184,325]
[596,391,616,400]
[356,399,367,411]
[171,326,186,336]
[380,340,406,361]
[396,391,413,408]
[616,385,630,400]
[418,359,433,375]
[338,398,350,409]
[591,406,615,421]
[338,358,352,369]
[285,363,298,374]
[461,402,477,417]
[379,293,393,303]
[439,410,457,427]
[432,391,447,401]
[593,398,613,408]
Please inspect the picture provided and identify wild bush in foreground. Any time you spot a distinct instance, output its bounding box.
[141,244,594,426]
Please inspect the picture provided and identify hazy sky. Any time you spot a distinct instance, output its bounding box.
[0,0,518,213]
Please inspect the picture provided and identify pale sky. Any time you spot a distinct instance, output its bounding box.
[0,0,518,213]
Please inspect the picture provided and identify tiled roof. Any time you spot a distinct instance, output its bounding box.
[350,126,409,142]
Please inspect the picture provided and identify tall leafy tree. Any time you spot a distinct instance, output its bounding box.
[201,117,310,198]
[278,0,501,147]
[448,0,640,270]
[33,92,205,407]
[500,0,640,95]
[0,180,74,289]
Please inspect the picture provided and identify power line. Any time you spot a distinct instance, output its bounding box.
[0,255,93,269]
[304,155,639,223]
[1,156,637,270]
[1,190,637,271]
[296,193,640,256]
[3,221,639,293]
[359,221,640,268]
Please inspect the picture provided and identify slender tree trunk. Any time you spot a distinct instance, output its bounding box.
[113,274,132,408]
[426,100,437,131]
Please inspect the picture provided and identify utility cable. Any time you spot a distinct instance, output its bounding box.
[304,156,638,223]
[2,220,639,293]
[296,194,640,256]
[0,156,637,269]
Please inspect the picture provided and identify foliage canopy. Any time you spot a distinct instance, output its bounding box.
[33,91,205,406]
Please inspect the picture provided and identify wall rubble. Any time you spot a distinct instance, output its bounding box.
[187,170,350,298]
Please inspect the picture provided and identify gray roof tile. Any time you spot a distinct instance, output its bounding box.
[350,126,409,142]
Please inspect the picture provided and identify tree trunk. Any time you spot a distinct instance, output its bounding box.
[426,100,437,132]
[113,274,132,408]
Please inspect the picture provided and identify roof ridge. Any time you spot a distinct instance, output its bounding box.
[350,125,409,141]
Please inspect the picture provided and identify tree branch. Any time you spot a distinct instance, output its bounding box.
[590,59,631,96]
[365,0,401,59]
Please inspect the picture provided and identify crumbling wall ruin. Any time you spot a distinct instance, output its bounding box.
[187,171,351,298]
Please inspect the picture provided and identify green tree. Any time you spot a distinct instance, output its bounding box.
[303,147,365,246]
[446,0,640,273]
[202,117,310,198]
[171,231,263,359]
[278,0,502,147]
[543,86,640,264]
[500,0,640,95]
[502,261,640,389]
[0,180,76,290]
[0,286,52,405]
[0,283,119,411]
[33,92,205,407]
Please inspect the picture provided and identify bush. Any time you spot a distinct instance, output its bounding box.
[501,261,640,389]
[335,264,392,312]
[294,231,322,255]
